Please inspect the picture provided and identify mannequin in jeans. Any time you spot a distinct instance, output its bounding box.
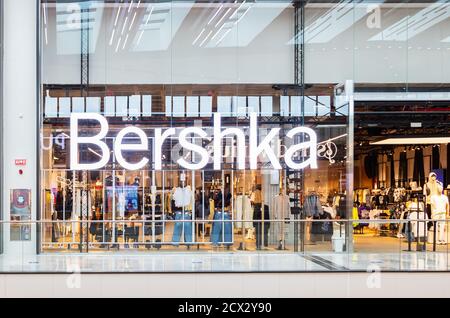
[424,172,443,230]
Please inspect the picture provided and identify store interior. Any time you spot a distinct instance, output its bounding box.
[351,93,450,252]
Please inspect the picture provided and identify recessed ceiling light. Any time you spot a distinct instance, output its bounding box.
[371,137,450,145]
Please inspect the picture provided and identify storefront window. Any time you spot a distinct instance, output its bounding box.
[39,0,353,254]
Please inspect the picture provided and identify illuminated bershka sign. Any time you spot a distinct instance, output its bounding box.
[70,113,318,171]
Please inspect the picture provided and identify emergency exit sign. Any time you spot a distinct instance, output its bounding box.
[15,159,27,166]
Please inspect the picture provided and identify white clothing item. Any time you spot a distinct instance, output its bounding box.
[173,187,192,208]
[271,195,291,220]
[234,195,252,229]
[271,194,291,242]
[408,201,424,212]
[368,210,382,230]
[73,189,92,219]
[117,192,126,217]
[433,213,446,243]
[430,195,449,216]
[408,211,428,238]
[323,206,336,219]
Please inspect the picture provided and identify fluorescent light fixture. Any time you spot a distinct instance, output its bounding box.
[288,0,379,45]
[136,30,144,47]
[216,28,232,45]
[318,134,348,145]
[193,28,206,45]
[116,36,122,52]
[128,0,133,13]
[145,6,154,25]
[121,16,129,35]
[371,137,450,145]
[315,124,347,128]
[133,3,192,52]
[208,2,288,48]
[369,2,450,42]
[122,34,129,49]
[129,11,137,30]
[215,7,232,28]
[43,5,47,25]
[211,22,227,41]
[208,5,223,25]
[109,28,116,46]
[230,1,246,20]
[199,30,213,47]
[114,6,121,26]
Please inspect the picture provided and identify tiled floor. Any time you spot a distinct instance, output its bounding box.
[0,251,448,273]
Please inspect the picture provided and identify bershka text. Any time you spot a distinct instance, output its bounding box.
[70,112,318,171]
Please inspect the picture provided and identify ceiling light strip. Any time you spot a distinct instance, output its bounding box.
[208,4,224,25]
[129,11,137,30]
[215,7,231,28]
[193,28,206,45]
[199,30,213,47]
[109,28,116,45]
[114,6,121,26]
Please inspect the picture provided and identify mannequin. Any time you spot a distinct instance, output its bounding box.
[171,177,193,246]
[424,172,443,229]
[430,187,449,245]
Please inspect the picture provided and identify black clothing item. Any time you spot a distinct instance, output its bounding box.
[252,204,270,226]
[399,152,408,187]
[337,197,347,219]
[55,191,64,211]
[413,148,425,186]
[390,155,395,187]
[255,223,270,249]
[432,146,440,170]
[253,204,270,249]
[364,153,377,179]
[311,212,332,235]
[224,192,232,208]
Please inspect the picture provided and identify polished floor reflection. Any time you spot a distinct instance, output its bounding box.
[0,252,448,273]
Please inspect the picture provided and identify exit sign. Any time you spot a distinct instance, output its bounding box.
[15,159,27,166]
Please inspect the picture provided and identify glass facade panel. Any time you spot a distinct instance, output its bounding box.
[35,0,450,273]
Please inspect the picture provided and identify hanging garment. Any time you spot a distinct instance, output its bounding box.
[304,195,323,217]
[173,187,192,209]
[253,204,270,249]
[270,194,291,242]
[432,146,440,170]
[413,148,425,187]
[234,195,252,229]
[172,211,193,245]
[399,152,408,187]
[408,211,428,239]
[390,156,395,188]
[271,194,291,220]
[73,189,92,219]
[211,211,233,246]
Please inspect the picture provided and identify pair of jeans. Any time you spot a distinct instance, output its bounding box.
[255,222,270,249]
[172,211,193,245]
[211,211,233,246]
